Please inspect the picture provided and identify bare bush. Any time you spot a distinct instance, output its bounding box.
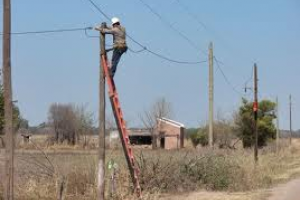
[214,118,237,149]
[48,103,94,145]
[136,150,241,192]
[189,119,237,149]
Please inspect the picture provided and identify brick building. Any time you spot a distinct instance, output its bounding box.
[108,118,185,150]
[109,128,152,147]
[154,118,185,150]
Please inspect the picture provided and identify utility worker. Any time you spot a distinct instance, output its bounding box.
[95,17,128,78]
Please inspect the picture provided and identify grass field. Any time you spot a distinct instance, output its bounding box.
[1,137,300,200]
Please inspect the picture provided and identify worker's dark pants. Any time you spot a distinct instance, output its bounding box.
[111,47,127,77]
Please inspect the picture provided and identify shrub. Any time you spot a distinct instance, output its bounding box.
[189,128,208,147]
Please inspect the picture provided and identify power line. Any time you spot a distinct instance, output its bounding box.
[125,33,207,64]
[173,0,258,90]
[174,0,256,65]
[0,25,205,64]
[214,56,245,97]
[84,29,147,53]
[136,0,207,56]
[85,0,207,65]
[128,47,147,54]
[0,27,92,35]
[86,0,110,20]
[174,0,210,33]
[245,66,254,87]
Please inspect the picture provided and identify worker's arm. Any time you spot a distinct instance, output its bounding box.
[94,26,116,34]
[102,27,116,34]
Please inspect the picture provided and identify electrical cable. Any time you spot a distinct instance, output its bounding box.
[174,0,209,32]
[173,0,260,96]
[0,27,92,35]
[137,0,207,56]
[86,0,110,21]
[214,56,245,97]
[84,29,145,52]
[128,47,147,54]
[85,0,208,65]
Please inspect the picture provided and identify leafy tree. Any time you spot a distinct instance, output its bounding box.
[190,127,208,147]
[0,85,22,135]
[0,85,25,147]
[185,128,199,139]
[235,98,276,148]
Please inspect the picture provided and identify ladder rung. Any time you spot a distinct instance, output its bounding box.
[109,91,114,97]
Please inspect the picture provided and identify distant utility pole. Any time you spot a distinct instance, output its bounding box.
[3,0,15,199]
[276,97,280,151]
[97,22,106,200]
[289,94,292,145]
[208,42,214,148]
[253,64,258,162]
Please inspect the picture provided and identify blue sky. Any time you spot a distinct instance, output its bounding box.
[0,0,299,129]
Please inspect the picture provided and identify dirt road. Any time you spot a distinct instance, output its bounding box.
[267,178,300,200]
[160,178,300,200]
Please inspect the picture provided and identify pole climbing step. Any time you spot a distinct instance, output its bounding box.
[101,55,142,198]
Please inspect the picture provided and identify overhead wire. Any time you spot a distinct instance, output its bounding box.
[172,0,260,99]
[214,56,245,97]
[174,0,210,33]
[128,47,147,54]
[86,0,111,21]
[137,0,247,90]
[0,27,92,35]
[174,0,256,64]
[0,0,208,65]
[243,66,254,94]
[84,28,147,53]
[125,33,207,64]
[136,0,207,56]
[85,0,207,65]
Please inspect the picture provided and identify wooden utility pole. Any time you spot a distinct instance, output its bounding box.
[276,97,280,151]
[289,94,292,145]
[3,0,14,199]
[208,42,214,148]
[253,64,258,162]
[97,22,106,200]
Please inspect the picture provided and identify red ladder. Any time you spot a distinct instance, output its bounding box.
[101,55,142,198]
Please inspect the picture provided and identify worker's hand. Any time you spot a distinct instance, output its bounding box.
[93,25,101,31]
[99,28,105,33]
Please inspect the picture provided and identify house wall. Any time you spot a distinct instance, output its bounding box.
[156,120,184,150]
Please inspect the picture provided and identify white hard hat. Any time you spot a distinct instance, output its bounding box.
[111,17,120,25]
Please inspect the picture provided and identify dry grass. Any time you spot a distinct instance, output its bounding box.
[0,139,300,200]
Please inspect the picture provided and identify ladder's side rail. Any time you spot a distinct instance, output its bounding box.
[101,55,141,197]
[109,96,136,187]
[101,56,114,94]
